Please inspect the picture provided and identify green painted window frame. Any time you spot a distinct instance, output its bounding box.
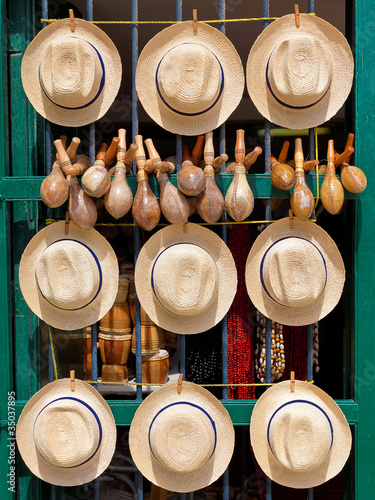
[0,0,373,498]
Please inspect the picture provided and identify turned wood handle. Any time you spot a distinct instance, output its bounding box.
[294,138,304,173]
[144,138,161,162]
[63,163,83,176]
[102,137,120,167]
[125,143,138,165]
[270,154,279,167]
[96,143,108,161]
[303,159,319,171]
[66,137,80,160]
[234,129,245,164]
[204,132,214,166]
[56,135,68,160]
[334,146,354,167]
[212,153,228,171]
[244,147,262,169]
[191,134,205,166]
[327,139,335,166]
[144,159,155,174]
[54,139,72,168]
[278,141,290,164]
[163,161,176,174]
[117,128,126,161]
[135,135,146,170]
[345,133,355,151]
[182,145,191,162]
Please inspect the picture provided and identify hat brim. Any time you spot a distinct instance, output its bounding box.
[136,21,244,136]
[19,221,119,331]
[246,13,354,129]
[250,380,352,488]
[134,223,237,334]
[129,381,234,493]
[16,379,116,486]
[21,18,122,127]
[245,218,345,326]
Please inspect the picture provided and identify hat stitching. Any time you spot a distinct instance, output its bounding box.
[148,401,217,464]
[259,236,328,307]
[34,396,103,468]
[265,53,331,111]
[39,37,106,110]
[150,242,218,314]
[36,238,103,312]
[266,399,334,457]
[155,41,225,117]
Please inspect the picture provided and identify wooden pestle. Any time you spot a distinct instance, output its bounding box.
[321,140,345,214]
[131,135,161,231]
[196,131,224,223]
[145,139,189,224]
[104,129,133,219]
[225,129,254,221]
[290,138,315,220]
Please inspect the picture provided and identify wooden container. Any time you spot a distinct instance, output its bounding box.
[99,331,132,383]
[131,325,159,355]
[141,349,169,385]
[99,276,131,332]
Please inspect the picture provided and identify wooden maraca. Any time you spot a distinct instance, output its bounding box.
[59,137,90,177]
[191,134,205,166]
[196,132,224,224]
[82,138,119,198]
[336,133,367,194]
[145,139,190,225]
[225,129,254,221]
[320,139,344,215]
[54,139,97,230]
[290,138,315,221]
[177,136,206,196]
[270,141,295,191]
[40,159,69,208]
[226,146,262,173]
[131,135,161,231]
[104,129,133,219]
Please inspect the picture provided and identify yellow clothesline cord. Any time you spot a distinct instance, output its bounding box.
[48,326,59,381]
[315,127,320,208]
[84,380,314,387]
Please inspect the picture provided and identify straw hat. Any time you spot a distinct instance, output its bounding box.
[246,13,354,129]
[16,378,116,486]
[19,221,119,331]
[245,217,345,326]
[134,223,237,334]
[129,380,234,492]
[21,18,121,127]
[135,21,244,135]
[250,380,352,488]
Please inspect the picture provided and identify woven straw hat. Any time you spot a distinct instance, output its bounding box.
[134,223,237,334]
[21,18,121,127]
[250,380,352,488]
[16,378,116,486]
[136,21,244,135]
[246,13,354,129]
[19,221,119,331]
[129,380,234,492]
[245,217,345,326]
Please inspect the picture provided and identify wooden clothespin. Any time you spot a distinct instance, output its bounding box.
[69,9,75,33]
[294,4,300,28]
[290,371,295,393]
[183,222,189,233]
[288,208,294,229]
[70,370,75,391]
[177,373,183,394]
[193,9,198,35]
[64,211,70,235]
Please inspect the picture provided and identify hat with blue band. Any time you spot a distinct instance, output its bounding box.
[16,378,116,486]
[135,21,244,136]
[245,217,345,326]
[250,380,352,488]
[129,380,234,493]
[21,18,121,127]
[246,13,354,130]
[19,220,119,331]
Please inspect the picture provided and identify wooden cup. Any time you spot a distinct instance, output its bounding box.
[141,349,169,384]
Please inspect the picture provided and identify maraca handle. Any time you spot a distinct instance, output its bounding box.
[234,129,245,164]
[204,132,214,166]
[66,137,80,160]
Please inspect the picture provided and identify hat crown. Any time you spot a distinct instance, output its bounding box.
[149,402,216,473]
[35,240,101,311]
[261,237,327,308]
[152,243,219,317]
[33,398,101,468]
[268,400,333,472]
[157,43,223,115]
[39,36,103,109]
[267,34,332,108]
